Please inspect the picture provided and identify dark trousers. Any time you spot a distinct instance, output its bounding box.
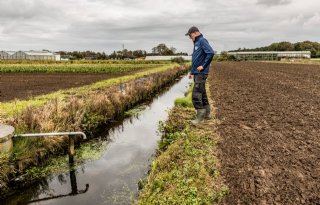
[192,74,209,109]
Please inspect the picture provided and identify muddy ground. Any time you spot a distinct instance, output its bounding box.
[0,69,145,102]
[210,62,320,205]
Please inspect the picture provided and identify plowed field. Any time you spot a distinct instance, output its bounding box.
[210,62,320,204]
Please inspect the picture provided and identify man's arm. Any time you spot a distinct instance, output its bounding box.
[200,39,214,68]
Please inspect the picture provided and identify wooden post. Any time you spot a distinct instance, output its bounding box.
[70,170,78,194]
[68,135,75,164]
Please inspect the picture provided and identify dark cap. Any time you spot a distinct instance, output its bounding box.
[185,26,199,36]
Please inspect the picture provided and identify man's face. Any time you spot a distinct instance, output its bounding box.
[189,32,196,42]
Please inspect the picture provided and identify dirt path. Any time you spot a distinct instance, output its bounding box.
[0,69,146,102]
[209,62,320,205]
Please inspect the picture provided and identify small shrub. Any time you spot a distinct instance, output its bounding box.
[171,57,186,64]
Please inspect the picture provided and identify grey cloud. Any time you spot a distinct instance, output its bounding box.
[0,0,319,53]
[256,0,292,6]
[0,0,61,19]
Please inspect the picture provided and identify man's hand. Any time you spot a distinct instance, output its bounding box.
[197,66,204,71]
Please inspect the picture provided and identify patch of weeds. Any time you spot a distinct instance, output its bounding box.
[124,105,147,117]
[74,139,108,162]
[11,137,47,161]
[81,113,106,132]
[174,83,193,107]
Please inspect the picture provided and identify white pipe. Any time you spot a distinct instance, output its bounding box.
[14,132,87,139]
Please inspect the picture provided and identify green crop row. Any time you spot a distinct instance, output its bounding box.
[0,63,164,73]
[0,60,173,65]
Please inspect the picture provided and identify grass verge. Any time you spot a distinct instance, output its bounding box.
[137,93,228,204]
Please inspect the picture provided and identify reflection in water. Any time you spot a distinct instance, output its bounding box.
[2,168,90,205]
[27,170,89,204]
[3,76,190,205]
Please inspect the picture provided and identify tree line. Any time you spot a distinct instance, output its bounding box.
[231,41,320,58]
[57,44,188,60]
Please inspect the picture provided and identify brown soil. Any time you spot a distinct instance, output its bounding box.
[0,70,144,102]
[209,62,320,205]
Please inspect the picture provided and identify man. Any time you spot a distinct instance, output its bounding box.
[185,26,214,124]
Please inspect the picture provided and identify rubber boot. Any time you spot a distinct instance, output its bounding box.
[191,109,206,124]
[204,105,211,119]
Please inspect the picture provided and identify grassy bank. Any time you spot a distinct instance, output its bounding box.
[0,64,188,194]
[137,85,228,204]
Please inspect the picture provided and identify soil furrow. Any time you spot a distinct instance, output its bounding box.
[210,62,320,205]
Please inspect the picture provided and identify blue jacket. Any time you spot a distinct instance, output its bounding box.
[191,34,214,75]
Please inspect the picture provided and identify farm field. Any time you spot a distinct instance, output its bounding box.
[209,62,320,204]
[0,72,141,102]
[0,61,171,102]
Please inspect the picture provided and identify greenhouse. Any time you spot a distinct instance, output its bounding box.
[0,51,60,61]
[227,51,311,61]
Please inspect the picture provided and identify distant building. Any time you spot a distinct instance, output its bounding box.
[0,51,15,59]
[226,51,311,61]
[145,55,192,61]
[0,50,60,61]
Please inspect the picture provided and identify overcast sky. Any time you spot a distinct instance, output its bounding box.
[0,0,319,54]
